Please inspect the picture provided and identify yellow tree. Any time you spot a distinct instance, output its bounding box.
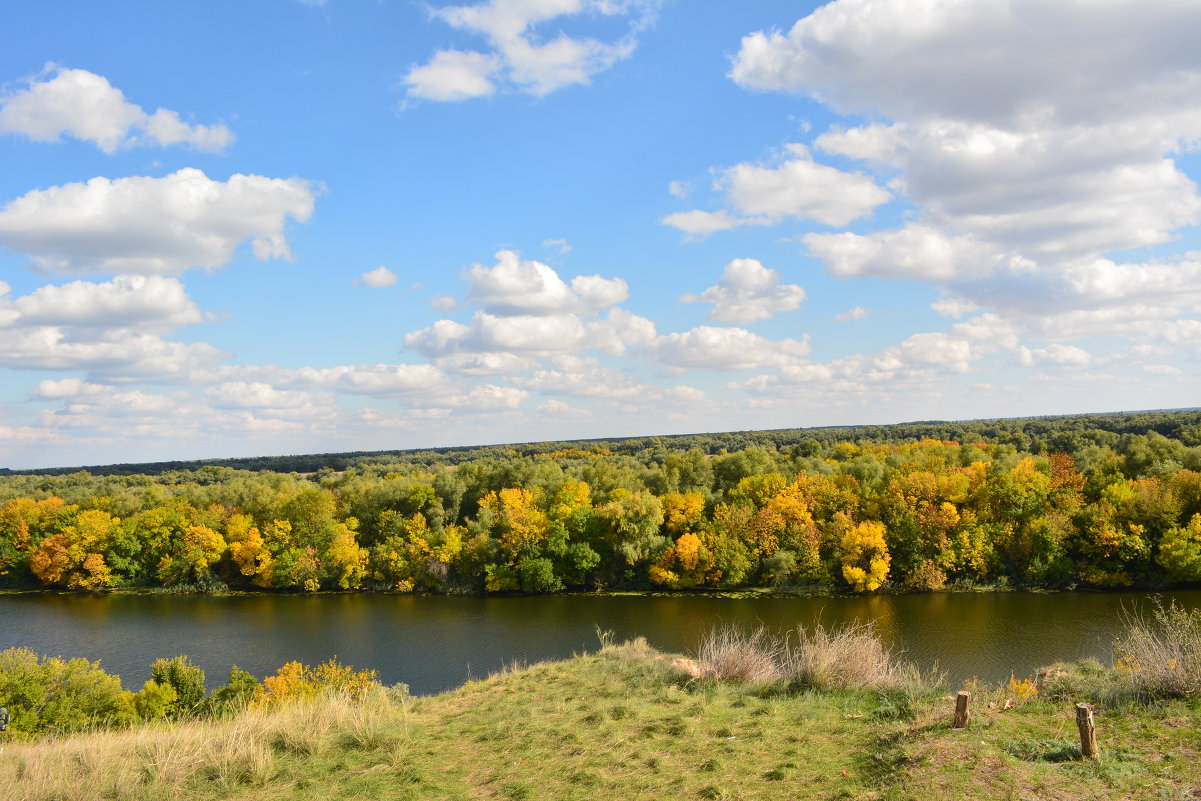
[650,532,712,589]
[840,520,891,592]
[549,480,592,522]
[28,508,116,590]
[479,488,549,564]
[662,491,705,535]
[226,513,275,587]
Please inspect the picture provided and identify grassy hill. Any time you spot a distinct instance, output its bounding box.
[3,632,1198,801]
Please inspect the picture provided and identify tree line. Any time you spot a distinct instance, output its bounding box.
[2,411,1200,594]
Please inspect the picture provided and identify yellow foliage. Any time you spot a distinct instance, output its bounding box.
[662,491,705,534]
[1007,674,1038,700]
[326,523,368,589]
[227,519,274,587]
[480,487,549,562]
[840,520,891,592]
[549,480,592,522]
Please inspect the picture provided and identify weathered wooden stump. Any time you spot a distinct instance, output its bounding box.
[1075,702,1098,759]
[954,691,970,729]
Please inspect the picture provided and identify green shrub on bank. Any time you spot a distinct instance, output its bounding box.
[0,647,136,737]
[1115,598,1201,698]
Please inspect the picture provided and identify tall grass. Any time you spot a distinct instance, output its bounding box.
[695,625,785,683]
[690,620,924,691]
[787,620,916,690]
[0,689,406,801]
[1114,598,1201,698]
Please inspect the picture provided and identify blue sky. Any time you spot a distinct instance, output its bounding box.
[1,0,1199,469]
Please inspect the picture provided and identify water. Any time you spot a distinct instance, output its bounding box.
[1,590,1196,695]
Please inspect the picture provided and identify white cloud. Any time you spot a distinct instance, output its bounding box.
[294,363,451,396]
[435,352,538,375]
[404,50,501,101]
[650,325,811,371]
[405,0,655,102]
[0,65,233,153]
[537,398,591,418]
[359,265,399,288]
[205,381,329,410]
[5,275,202,331]
[663,145,890,236]
[1016,344,1092,369]
[803,225,993,282]
[720,144,890,227]
[28,378,108,400]
[667,180,691,200]
[0,327,228,377]
[724,0,1201,324]
[681,258,806,323]
[462,249,627,315]
[659,209,764,238]
[834,306,869,322]
[542,237,571,254]
[0,169,316,276]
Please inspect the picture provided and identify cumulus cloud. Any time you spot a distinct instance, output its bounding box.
[0,168,316,276]
[0,327,229,377]
[723,0,1201,325]
[462,249,627,315]
[404,50,501,101]
[358,266,399,288]
[405,0,655,102]
[663,144,890,236]
[4,275,202,331]
[681,258,806,323]
[834,306,869,322]
[293,363,451,397]
[0,65,233,153]
[649,325,811,371]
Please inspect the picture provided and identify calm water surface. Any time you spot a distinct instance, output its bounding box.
[1,590,1197,694]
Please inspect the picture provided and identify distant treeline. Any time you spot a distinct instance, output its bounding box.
[2,409,1200,595]
[4,409,1199,477]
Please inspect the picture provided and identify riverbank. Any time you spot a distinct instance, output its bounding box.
[3,633,1199,801]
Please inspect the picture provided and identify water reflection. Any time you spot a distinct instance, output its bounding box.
[0,590,1196,695]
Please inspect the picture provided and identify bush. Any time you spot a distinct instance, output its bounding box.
[254,658,379,709]
[150,655,206,715]
[694,625,784,684]
[1114,598,1201,698]
[786,620,917,691]
[0,647,136,737]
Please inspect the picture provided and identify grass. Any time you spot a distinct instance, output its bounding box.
[1,632,1199,800]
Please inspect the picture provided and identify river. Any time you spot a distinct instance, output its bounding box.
[1,589,1196,695]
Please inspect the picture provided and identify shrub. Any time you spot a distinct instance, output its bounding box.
[203,666,261,717]
[150,655,206,716]
[1114,598,1201,698]
[0,647,136,737]
[253,658,379,709]
[694,625,784,684]
[133,679,178,720]
[786,620,915,691]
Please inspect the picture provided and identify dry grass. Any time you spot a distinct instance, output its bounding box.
[689,620,921,691]
[0,689,406,801]
[693,625,785,683]
[787,619,916,691]
[1114,597,1201,698]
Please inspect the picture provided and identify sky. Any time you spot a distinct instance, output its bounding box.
[1,0,1199,470]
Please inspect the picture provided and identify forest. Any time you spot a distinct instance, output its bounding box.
[2,409,1200,595]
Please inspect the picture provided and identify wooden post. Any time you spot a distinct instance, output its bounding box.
[1075,703,1098,759]
[953,691,970,729]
